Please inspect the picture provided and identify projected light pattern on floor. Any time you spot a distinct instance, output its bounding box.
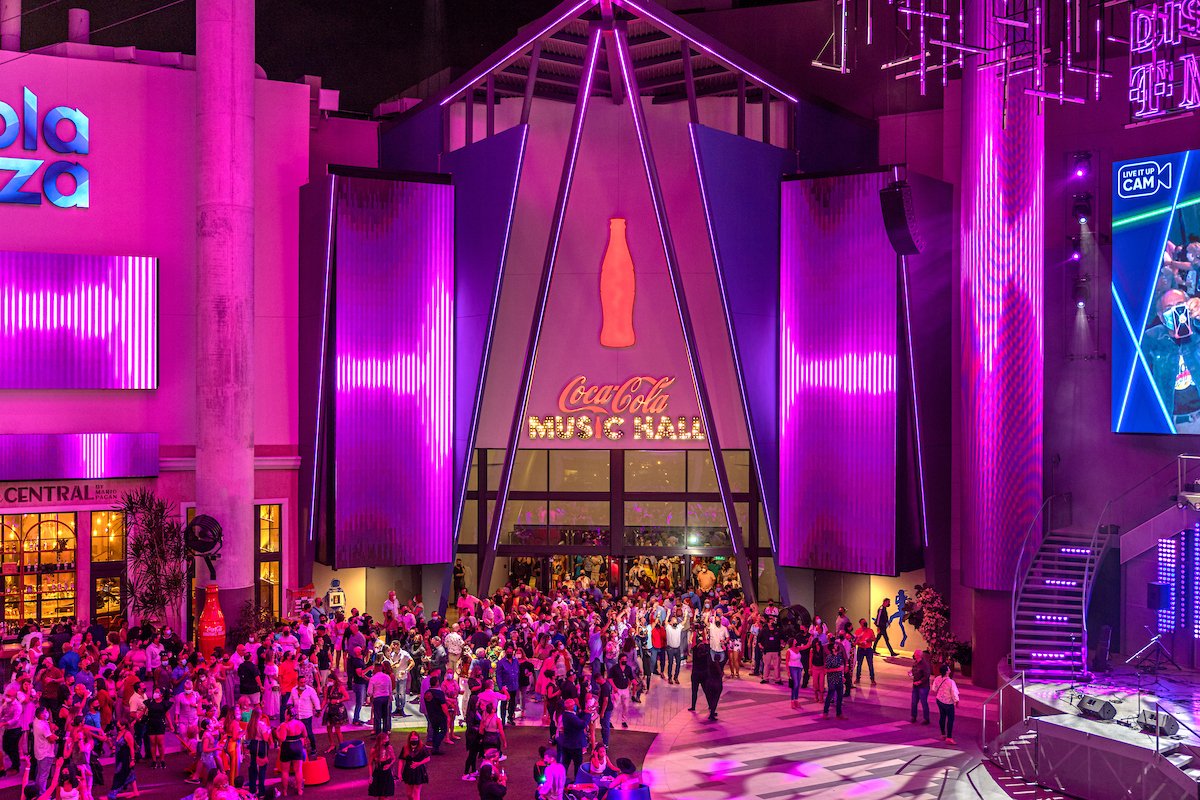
[0,251,157,388]
[332,177,454,566]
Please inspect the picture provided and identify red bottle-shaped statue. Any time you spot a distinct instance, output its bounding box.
[599,218,636,348]
[197,584,226,657]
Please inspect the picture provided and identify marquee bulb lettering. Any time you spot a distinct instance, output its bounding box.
[0,88,90,208]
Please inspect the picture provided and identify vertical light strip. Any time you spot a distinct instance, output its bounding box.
[309,176,338,544]
[1159,536,1178,633]
[613,25,757,601]
[477,25,603,593]
[688,124,780,560]
[446,125,530,612]
[960,30,1044,591]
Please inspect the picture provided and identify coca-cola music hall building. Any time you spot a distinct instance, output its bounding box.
[303,0,948,615]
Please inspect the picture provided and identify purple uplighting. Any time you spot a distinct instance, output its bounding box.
[331,176,454,567]
[0,432,159,481]
[0,250,157,389]
[778,172,897,574]
[960,58,1044,592]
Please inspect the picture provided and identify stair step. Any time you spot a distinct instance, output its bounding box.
[1167,753,1193,768]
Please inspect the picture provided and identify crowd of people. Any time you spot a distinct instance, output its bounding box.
[0,578,963,800]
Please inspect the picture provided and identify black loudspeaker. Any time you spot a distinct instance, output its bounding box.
[1148,582,1172,611]
[1077,694,1118,721]
[880,180,923,256]
[1139,709,1181,737]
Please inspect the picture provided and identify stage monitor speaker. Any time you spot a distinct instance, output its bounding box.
[1139,709,1181,737]
[880,180,923,256]
[1077,695,1118,721]
[1148,582,1172,611]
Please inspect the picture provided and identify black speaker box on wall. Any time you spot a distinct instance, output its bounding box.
[880,180,924,256]
[1147,582,1172,611]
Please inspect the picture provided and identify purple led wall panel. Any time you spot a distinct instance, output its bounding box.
[779,172,897,574]
[960,47,1044,592]
[0,433,159,481]
[332,176,454,567]
[0,250,157,389]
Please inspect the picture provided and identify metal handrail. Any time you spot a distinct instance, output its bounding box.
[1154,700,1200,756]
[1083,458,1184,672]
[1009,496,1064,669]
[981,669,1027,754]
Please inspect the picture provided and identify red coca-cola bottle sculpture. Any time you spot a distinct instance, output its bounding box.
[600,218,636,348]
[197,584,226,657]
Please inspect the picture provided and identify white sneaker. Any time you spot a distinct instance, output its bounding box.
[462,773,477,781]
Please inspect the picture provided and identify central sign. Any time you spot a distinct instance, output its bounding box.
[528,374,705,442]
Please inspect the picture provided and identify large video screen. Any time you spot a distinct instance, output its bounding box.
[1113,150,1200,434]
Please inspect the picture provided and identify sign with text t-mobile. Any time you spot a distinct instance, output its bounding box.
[0,87,89,208]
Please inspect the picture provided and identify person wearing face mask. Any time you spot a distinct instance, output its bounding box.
[609,652,636,729]
[399,732,431,800]
[1144,289,1200,431]
[144,687,171,768]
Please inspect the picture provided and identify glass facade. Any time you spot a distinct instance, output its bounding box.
[456,448,774,598]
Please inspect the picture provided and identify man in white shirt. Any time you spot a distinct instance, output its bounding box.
[32,706,57,796]
[389,647,414,717]
[276,626,300,655]
[538,749,567,800]
[664,616,685,684]
[367,662,393,734]
[708,617,729,665]
[296,615,316,655]
[382,591,400,620]
[289,673,322,750]
[444,624,464,676]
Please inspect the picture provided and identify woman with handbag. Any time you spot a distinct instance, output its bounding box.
[931,665,961,744]
[478,701,506,761]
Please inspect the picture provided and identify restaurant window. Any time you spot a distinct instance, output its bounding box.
[254,504,283,617]
[90,511,126,563]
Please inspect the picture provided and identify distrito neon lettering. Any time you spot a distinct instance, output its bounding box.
[0,88,90,208]
[1129,2,1200,119]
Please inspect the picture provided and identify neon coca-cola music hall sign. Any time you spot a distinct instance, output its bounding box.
[527,374,705,442]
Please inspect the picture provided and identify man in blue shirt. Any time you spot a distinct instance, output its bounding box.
[495,645,521,724]
[58,643,81,678]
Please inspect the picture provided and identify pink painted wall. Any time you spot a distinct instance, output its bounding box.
[459,96,758,451]
[0,51,310,451]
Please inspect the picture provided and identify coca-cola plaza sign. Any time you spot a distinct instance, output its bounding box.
[527,374,705,442]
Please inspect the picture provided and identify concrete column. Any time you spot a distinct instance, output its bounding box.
[195,0,256,618]
[68,8,88,44]
[959,0,1044,686]
[1,0,21,51]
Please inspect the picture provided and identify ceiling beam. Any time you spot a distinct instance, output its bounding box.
[638,64,725,90]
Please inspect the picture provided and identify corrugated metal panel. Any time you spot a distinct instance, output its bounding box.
[960,66,1044,591]
[779,172,897,574]
[0,251,157,389]
[332,176,454,567]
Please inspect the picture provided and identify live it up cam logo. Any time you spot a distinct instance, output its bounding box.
[1117,160,1173,200]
